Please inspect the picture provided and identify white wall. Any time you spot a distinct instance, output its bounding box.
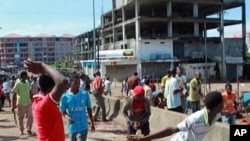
[138,39,173,61]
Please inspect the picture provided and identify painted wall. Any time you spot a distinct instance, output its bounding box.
[138,39,173,61]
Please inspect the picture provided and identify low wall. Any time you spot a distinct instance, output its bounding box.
[90,95,229,141]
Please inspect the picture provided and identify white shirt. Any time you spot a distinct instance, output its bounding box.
[3,81,11,94]
[104,80,111,91]
[170,108,220,141]
[165,77,181,109]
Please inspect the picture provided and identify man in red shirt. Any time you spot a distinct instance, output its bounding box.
[92,71,108,122]
[122,85,151,136]
[24,58,68,141]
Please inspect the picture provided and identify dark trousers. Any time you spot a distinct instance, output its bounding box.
[127,121,150,136]
[168,105,183,113]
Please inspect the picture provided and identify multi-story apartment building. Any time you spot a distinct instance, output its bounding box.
[74,0,246,81]
[0,33,73,71]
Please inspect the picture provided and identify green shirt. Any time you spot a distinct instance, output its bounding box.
[188,78,201,102]
[13,80,31,106]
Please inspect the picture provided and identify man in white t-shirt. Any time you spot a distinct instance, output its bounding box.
[165,68,182,113]
[127,91,224,141]
[175,66,187,113]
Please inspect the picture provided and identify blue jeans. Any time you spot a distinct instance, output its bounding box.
[184,100,190,114]
[189,101,200,113]
[222,113,236,125]
[127,121,150,136]
[69,130,88,141]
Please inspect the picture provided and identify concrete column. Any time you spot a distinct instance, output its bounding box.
[193,3,198,17]
[167,0,172,17]
[193,3,199,37]
[112,7,116,49]
[194,23,199,37]
[167,1,172,37]
[168,22,172,38]
[220,5,226,80]
[122,5,126,46]
[101,15,105,48]
[151,8,155,17]
[135,0,140,40]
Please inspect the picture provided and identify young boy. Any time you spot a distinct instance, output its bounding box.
[60,73,95,141]
[127,91,224,141]
[24,58,68,140]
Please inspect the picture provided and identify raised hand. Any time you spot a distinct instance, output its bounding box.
[23,58,46,74]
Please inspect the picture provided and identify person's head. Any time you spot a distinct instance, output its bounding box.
[69,73,80,93]
[95,71,101,76]
[225,83,232,94]
[125,76,128,82]
[144,79,150,85]
[20,71,28,81]
[133,72,138,76]
[86,75,90,81]
[38,74,55,94]
[205,91,224,112]
[11,75,16,80]
[80,73,86,80]
[3,77,7,82]
[169,68,176,77]
[133,85,145,101]
[176,66,182,76]
[166,69,170,75]
[106,77,110,80]
[194,71,201,80]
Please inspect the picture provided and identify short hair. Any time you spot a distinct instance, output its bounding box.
[20,71,28,78]
[95,71,101,76]
[3,77,7,82]
[80,73,85,78]
[69,73,80,83]
[225,83,232,89]
[134,72,138,76]
[205,91,223,110]
[144,79,150,85]
[39,74,55,94]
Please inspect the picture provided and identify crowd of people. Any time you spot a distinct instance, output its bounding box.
[0,58,245,141]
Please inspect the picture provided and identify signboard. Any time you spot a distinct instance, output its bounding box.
[97,49,134,58]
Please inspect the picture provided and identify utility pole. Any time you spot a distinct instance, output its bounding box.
[93,0,96,71]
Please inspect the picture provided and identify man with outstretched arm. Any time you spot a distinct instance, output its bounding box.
[24,58,68,141]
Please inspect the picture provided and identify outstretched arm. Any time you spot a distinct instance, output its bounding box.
[127,126,179,141]
[24,58,68,102]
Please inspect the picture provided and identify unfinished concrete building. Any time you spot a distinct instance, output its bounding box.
[79,0,246,81]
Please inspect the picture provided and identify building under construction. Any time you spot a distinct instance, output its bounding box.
[74,0,246,81]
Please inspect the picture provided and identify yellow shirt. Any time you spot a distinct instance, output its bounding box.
[161,75,168,87]
[161,75,168,99]
[188,78,202,102]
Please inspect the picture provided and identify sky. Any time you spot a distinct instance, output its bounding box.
[0,0,249,37]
